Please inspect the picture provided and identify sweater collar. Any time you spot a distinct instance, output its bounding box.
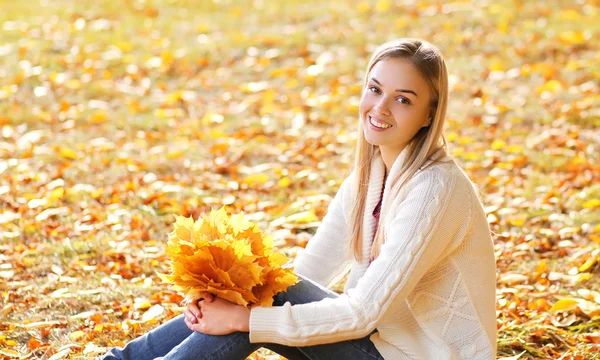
[360,146,448,262]
[370,146,448,208]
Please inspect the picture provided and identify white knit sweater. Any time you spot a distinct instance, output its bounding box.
[249,147,497,359]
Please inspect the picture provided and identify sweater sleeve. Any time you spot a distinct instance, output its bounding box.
[249,171,466,346]
[290,172,354,287]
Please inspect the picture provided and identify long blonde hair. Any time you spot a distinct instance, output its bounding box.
[349,38,449,262]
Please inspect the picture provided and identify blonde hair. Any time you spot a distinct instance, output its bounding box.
[349,38,449,262]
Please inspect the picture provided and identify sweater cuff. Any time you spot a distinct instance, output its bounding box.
[249,303,291,344]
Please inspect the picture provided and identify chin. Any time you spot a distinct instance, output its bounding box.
[364,134,383,147]
[362,124,382,146]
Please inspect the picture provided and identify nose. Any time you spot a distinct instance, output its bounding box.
[374,97,391,116]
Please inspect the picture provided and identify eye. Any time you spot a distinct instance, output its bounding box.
[396,97,411,105]
[368,85,411,105]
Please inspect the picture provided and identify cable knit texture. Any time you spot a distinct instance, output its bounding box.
[249,147,497,359]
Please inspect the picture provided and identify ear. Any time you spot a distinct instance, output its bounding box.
[421,116,433,128]
[424,105,437,127]
[428,102,438,120]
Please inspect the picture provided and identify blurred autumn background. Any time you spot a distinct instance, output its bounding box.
[1,0,599,358]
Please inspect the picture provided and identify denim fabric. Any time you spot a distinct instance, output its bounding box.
[99,275,384,360]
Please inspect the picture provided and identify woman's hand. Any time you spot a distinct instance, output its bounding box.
[183,292,250,335]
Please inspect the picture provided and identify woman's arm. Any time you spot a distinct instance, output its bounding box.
[291,172,354,287]
[181,172,356,338]
[249,169,469,346]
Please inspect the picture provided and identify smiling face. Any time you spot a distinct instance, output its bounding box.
[359,58,433,158]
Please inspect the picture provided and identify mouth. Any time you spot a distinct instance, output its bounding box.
[368,116,393,130]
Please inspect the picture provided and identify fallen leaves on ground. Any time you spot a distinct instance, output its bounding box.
[1,0,599,359]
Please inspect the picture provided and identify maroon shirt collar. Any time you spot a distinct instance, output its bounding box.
[370,171,387,263]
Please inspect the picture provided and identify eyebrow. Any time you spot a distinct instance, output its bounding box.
[370,77,418,97]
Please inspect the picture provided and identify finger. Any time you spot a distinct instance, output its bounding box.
[186,290,214,303]
[186,316,200,332]
[190,321,205,334]
[198,299,210,310]
[184,315,193,330]
[188,300,202,318]
[198,292,214,302]
[184,309,197,323]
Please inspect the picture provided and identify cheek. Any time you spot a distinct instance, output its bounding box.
[395,109,428,129]
[359,94,373,114]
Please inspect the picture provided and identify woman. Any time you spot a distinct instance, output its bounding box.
[101,38,497,360]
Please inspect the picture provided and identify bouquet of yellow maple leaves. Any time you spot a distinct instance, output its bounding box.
[158,207,298,308]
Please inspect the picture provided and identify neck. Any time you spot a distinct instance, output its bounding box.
[379,144,407,173]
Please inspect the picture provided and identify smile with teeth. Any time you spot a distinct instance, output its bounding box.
[369,116,392,129]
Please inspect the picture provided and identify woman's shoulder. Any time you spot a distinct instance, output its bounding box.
[402,156,482,210]
[411,155,468,187]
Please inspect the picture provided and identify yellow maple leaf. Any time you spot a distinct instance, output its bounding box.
[159,206,298,308]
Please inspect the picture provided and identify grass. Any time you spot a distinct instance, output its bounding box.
[1,0,599,359]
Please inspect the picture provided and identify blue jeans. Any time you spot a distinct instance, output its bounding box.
[99,275,384,360]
